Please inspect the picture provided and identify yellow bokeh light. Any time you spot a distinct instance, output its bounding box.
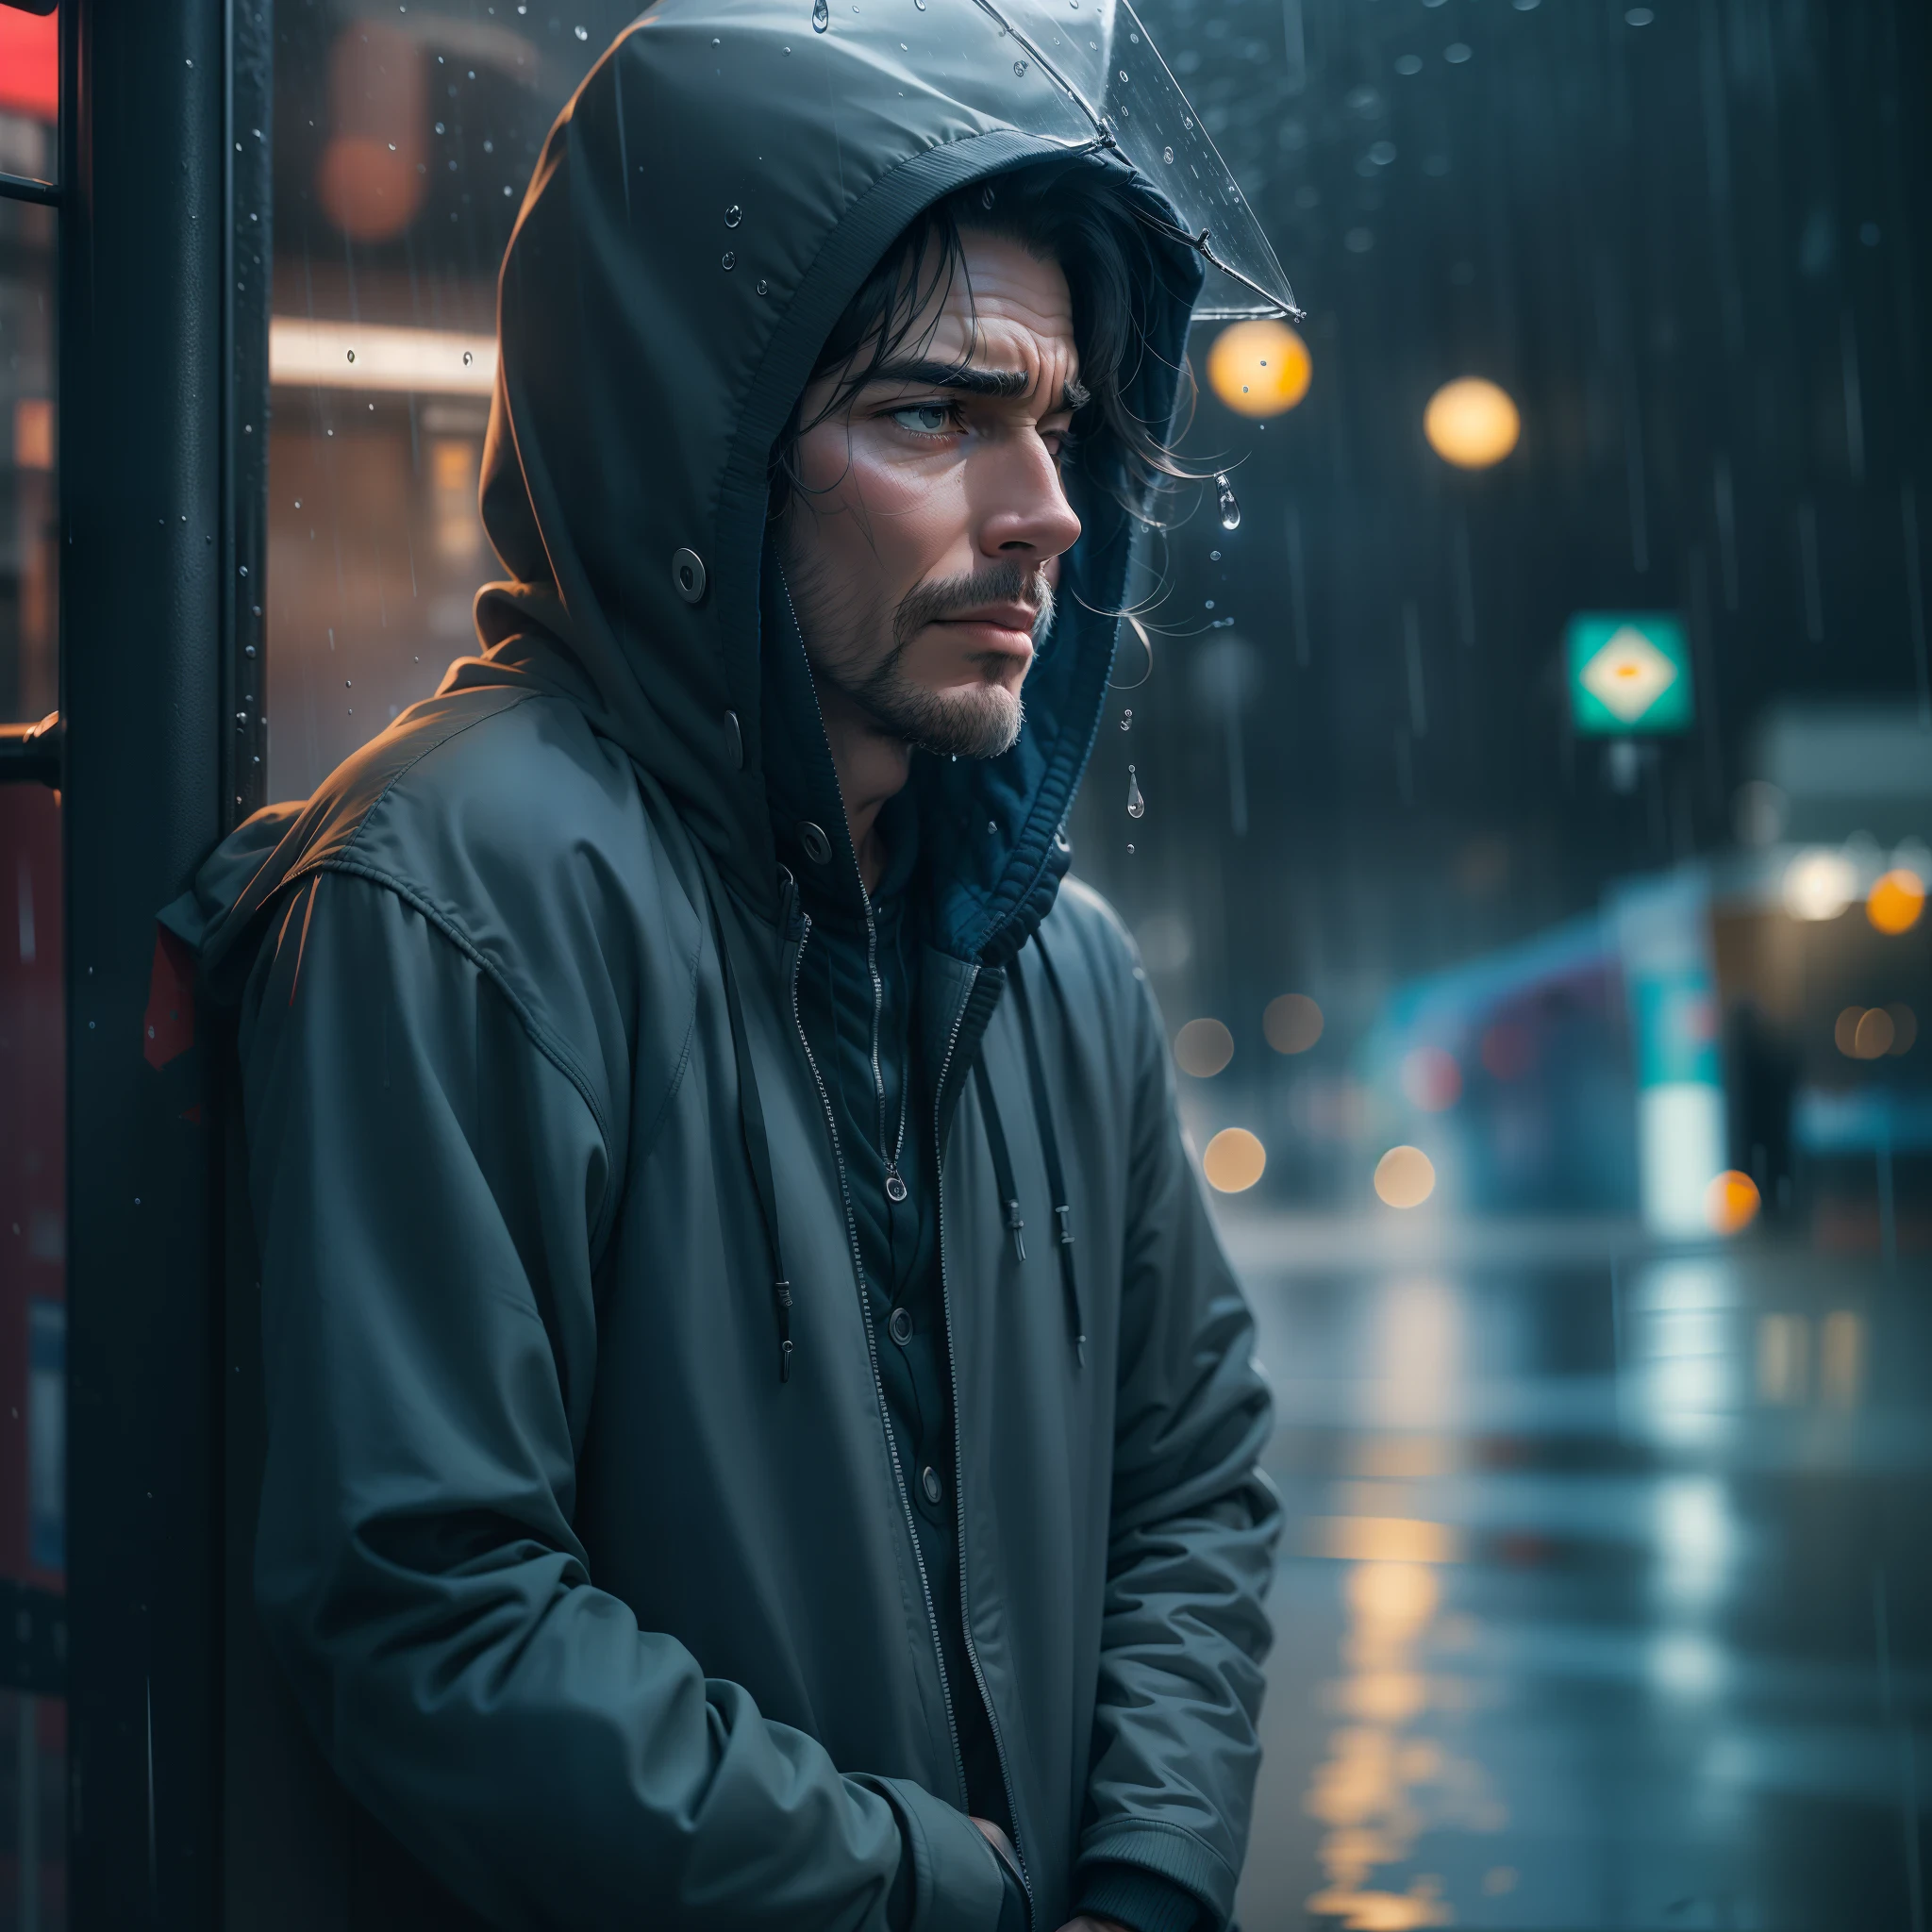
[1840,1005,1916,1058]
[1203,1127,1267,1192]
[1423,376,1521,470]
[1867,867,1926,935]
[1704,1169,1760,1236]
[1373,1145,1436,1209]
[1206,318,1313,419]
[1174,1017,1235,1078]
[1264,991,1324,1054]
[1854,1007,1897,1058]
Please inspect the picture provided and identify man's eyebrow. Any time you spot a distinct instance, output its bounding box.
[870,358,1084,409]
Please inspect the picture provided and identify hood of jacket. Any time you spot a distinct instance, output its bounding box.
[441,0,1202,965]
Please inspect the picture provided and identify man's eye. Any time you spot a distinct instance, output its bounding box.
[890,403,956,436]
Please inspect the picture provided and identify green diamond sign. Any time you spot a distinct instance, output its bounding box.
[1566,612,1693,735]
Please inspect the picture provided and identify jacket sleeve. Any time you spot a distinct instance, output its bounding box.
[1074,953,1282,1930]
[237,868,1005,1932]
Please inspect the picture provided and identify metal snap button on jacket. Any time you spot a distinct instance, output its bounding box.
[671,547,707,602]
[797,821,832,866]
[888,1307,913,1346]
[920,1465,943,1506]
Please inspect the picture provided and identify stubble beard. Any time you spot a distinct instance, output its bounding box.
[800,557,1053,761]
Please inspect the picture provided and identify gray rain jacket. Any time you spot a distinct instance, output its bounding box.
[164,6,1280,1927]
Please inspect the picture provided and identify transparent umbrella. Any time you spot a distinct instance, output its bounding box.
[974,0,1301,319]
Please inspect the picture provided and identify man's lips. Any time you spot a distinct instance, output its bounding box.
[929,606,1041,655]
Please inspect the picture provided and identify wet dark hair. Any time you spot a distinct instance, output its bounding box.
[768,159,1195,525]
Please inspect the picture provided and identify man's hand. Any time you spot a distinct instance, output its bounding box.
[969,1824,1130,1932]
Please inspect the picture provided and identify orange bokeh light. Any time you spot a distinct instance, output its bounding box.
[1867,868,1926,935]
[1207,319,1314,419]
[1202,1128,1267,1193]
[1705,1170,1760,1236]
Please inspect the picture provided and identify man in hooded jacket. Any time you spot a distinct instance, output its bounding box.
[165,6,1281,1929]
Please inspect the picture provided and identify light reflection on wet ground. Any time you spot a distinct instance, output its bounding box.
[1224,1216,1932,1931]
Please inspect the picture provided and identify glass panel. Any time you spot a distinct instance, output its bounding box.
[0,779,66,1929]
[0,6,58,189]
[1,12,58,730]
[266,4,641,800]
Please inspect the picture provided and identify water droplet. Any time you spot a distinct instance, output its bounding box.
[812,0,828,27]
[722,251,736,270]
[1215,473,1241,530]
[1204,599,1215,610]
[981,184,996,209]
[345,348,356,362]
[1118,67,1128,81]
[1126,841,1136,854]
[1126,765,1145,819]
[756,278,769,295]
[1014,58,1028,74]
[574,22,589,39]
[462,350,473,366]
[725,204,742,227]
[1209,549,1221,561]
[1119,708,1133,730]
[1161,145,1174,164]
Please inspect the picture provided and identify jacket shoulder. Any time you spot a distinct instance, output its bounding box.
[1037,874,1148,999]
[204,688,706,1165]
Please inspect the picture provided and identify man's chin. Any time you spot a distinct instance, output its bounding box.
[861,676,1024,760]
[908,686,1024,760]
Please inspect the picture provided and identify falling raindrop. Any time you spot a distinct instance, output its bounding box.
[1209,549,1221,561]
[756,278,769,295]
[812,0,829,27]
[1126,765,1146,818]
[725,204,742,227]
[574,23,589,39]
[1161,146,1174,164]
[722,251,736,270]
[1215,473,1241,530]
[1120,708,1134,730]
[1126,841,1136,854]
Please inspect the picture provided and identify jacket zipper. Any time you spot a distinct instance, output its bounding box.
[786,910,972,1808]
[931,968,1035,1923]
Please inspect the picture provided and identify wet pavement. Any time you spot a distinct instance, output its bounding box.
[1221,1213,1932,1932]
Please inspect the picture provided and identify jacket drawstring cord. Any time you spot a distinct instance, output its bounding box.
[705,874,797,1384]
[1012,949,1085,1365]
[973,1058,1027,1263]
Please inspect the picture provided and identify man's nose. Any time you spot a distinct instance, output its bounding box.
[975,436,1082,566]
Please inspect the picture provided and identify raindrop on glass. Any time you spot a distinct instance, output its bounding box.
[1126,841,1136,854]
[812,0,829,28]
[1161,145,1174,164]
[462,350,474,365]
[1209,549,1221,561]
[722,251,736,270]
[1215,473,1241,530]
[345,348,357,363]
[725,204,742,227]
[1013,58,1027,75]
[756,278,769,295]
[574,23,589,40]
[1126,765,1146,819]
[1119,708,1133,731]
